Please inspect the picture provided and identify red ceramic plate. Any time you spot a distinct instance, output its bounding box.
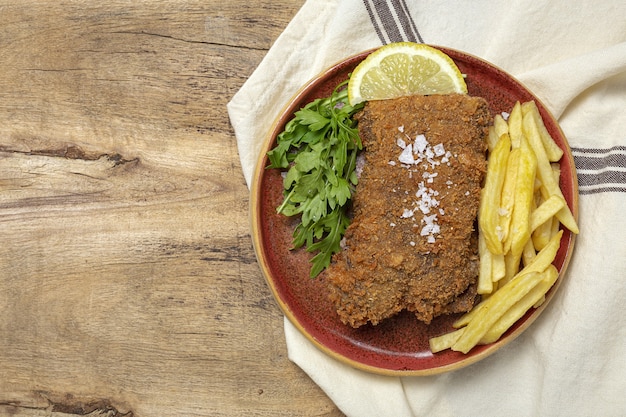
[250,46,578,375]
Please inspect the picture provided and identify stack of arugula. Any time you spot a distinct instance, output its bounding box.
[267,82,365,277]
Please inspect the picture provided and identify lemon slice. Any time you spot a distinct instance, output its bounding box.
[348,42,467,106]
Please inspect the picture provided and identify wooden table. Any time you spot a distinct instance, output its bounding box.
[0,1,344,416]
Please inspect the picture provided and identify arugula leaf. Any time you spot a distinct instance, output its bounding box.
[267,80,364,278]
[295,108,330,131]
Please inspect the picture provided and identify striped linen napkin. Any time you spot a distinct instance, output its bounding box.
[228,1,626,416]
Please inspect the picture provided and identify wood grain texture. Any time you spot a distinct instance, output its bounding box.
[0,1,344,416]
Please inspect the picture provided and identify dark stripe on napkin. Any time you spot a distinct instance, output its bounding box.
[572,146,626,194]
[363,0,423,44]
[391,0,423,43]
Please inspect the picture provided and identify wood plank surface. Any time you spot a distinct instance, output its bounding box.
[0,1,344,416]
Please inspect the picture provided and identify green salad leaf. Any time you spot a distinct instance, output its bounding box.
[267,80,365,278]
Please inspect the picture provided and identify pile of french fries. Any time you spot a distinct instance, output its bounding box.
[429,101,579,354]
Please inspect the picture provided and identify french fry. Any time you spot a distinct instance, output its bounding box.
[504,135,537,259]
[487,126,499,153]
[532,213,552,251]
[451,231,562,354]
[494,113,509,138]
[479,134,511,255]
[532,179,551,250]
[531,194,566,232]
[523,111,579,234]
[521,237,536,267]
[478,232,494,294]
[517,229,563,277]
[447,231,563,349]
[429,328,465,353]
[479,265,558,344]
[507,101,523,148]
[451,269,547,353]
[492,252,506,282]
[502,250,522,284]
[521,101,563,162]
[498,148,521,247]
[550,214,561,239]
[453,300,487,328]
[533,295,546,308]
[488,280,499,295]
[552,163,561,182]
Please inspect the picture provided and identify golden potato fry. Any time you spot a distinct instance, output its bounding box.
[453,300,486,328]
[451,269,547,353]
[533,295,546,308]
[502,250,522,284]
[522,237,536,267]
[478,232,494,294]
[554,198,577,234]
[498,148,521,247]
[450,230,562,352]
[479,133,511,255]
[521,101,563,162]
[507,101,523,148]
[552,162,561,180]
[494,113,509,138]
[504,135,537,259]
[492,252,506,282]
[479,265,558,344]
[550,214,561,239]
[532,215,561,257]
[532,214,552,251]
[520,229,563,276]
[523,112,579,234]
[429,328,465,353]
[487,126,499,153]
[531,194,566,232]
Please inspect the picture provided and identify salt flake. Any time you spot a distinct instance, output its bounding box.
[401,208,414,219]
[414,134,428,153]
[398,144,415,164]
[433,143,446,157]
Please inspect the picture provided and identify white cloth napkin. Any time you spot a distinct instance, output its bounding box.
[228,1,626,416]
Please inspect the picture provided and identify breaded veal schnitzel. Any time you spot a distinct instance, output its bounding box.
[324,94,490,327]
